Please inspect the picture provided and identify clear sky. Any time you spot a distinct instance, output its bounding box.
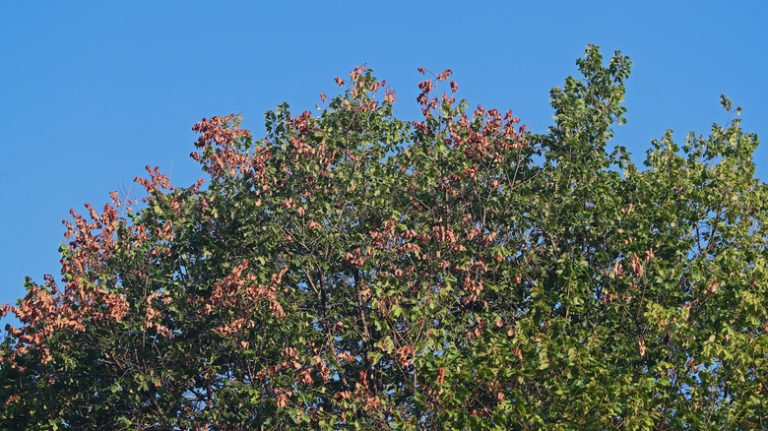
[1,1,766,307]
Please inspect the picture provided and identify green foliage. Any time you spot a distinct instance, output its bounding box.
[2,47,767,430]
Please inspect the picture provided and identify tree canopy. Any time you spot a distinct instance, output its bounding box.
[2,46,767,430]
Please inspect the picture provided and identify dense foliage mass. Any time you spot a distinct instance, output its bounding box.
[2,46,767,430]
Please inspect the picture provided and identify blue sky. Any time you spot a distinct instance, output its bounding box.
[1,1,766,307]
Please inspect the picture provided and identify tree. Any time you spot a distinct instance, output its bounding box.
[2,46,767,430]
